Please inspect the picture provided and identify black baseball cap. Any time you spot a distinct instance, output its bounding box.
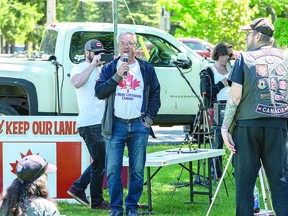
[241,18,274,37]
[16,154,57,183]
[85,39,107,52]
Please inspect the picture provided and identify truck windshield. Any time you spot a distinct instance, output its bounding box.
[40,29,58,56]
[70,31,180,67]
[70,31,114,63]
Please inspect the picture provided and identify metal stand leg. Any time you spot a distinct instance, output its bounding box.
[257,164,274,216]
[206,152,233,216]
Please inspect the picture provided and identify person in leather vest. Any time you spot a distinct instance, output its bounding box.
[221,18,288,216]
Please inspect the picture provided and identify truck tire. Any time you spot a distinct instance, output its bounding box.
[0,103,19,115]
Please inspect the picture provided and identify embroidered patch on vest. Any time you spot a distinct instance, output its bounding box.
[256,104,288,116]
[257,78,268,89]
[274,93,286,102]
[265,56,274,64]
[278,79,287,90]
[270,77,277,91]
[275,64,286,76]
[260,93,270,100]
[256,64,268,77]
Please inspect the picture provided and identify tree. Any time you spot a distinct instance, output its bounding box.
[248,0,288,48]
[160,0,256,50]
[274,18,288,48]
[0,1,42,53]
[159,0,288,50]
[56,0,161,27]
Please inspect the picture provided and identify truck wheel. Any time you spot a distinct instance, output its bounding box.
[0,103,19,115]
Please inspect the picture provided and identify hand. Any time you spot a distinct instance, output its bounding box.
[92,54,105,67]
[221,128,236,154]
[222,78,228,86]
[117,62,129,77]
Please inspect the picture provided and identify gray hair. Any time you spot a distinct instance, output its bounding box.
[117,31,137,44]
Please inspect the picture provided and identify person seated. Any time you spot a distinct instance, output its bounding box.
[0,154,60,216]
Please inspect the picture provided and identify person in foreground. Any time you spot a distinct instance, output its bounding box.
[67,39,110,210]
[221,18,288,216]
[0,154,60,216]
[95,31,161,216]
[200,42,233,179]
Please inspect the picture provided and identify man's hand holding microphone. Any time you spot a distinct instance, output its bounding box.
[117,53,129,78]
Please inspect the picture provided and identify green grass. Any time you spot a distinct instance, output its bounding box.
[58,144,237,216]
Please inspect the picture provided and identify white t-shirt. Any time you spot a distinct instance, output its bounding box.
[70,61,105,128]
[114,60,144,119]
[211,65,231,101]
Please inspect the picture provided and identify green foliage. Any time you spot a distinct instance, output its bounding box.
[274,18,288,47]
[249,0,288,21]
[0,1,42,42]
[56,0,161,27]
[159,0,288,51]
[1,0,287,53]
[160,0,255,51]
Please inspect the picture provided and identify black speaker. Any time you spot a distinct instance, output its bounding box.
[214,102,226,125]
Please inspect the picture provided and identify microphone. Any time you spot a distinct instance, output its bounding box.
[48,55,62,67]
[122,53,128,77]
[51,60,63,67]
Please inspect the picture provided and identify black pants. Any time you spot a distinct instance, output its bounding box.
[233,125,288,216]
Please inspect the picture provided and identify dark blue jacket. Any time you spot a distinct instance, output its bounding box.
[95,57,161,138]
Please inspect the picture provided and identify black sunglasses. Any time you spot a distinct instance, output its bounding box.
[228,53,233,58]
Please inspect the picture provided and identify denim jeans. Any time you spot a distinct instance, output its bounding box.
[105,117,150,212]
[72,164,91,191]
[78,124,106,207]
[211,126,223,178]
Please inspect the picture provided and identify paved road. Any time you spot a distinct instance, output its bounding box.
[148,125,187,145]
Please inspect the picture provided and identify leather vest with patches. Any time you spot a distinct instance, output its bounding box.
[237,46,288,121]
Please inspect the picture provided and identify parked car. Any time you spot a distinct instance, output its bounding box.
[178,38,214,58]
[178,37,240,60]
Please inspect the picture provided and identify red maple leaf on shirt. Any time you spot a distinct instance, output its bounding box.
[119,74,140,93]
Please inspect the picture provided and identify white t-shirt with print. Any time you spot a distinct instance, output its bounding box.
[70,61,105,128]
[114,60,144,119]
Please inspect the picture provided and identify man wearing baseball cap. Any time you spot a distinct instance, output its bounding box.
[67,39,110,210]
[0,155,60,215]
[221,18,288,215]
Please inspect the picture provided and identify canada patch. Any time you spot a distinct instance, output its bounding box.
[256,104,288,116]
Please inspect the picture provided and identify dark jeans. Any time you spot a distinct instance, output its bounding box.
[72,164,91,192]
[211,126,223,178]
[78,124,106,206]
[233,126,288,216]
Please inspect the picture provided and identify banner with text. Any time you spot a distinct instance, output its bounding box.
[0,116,90,199]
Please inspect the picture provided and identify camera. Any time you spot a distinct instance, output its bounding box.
[100,53,114,63]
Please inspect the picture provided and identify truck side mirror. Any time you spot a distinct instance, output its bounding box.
[173,53,192,69]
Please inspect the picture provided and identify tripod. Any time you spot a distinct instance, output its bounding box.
[173,64,228,194]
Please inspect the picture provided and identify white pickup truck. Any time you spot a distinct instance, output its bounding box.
[0,22,211,127]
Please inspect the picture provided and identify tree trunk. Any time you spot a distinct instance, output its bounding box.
[266,5,277,23]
